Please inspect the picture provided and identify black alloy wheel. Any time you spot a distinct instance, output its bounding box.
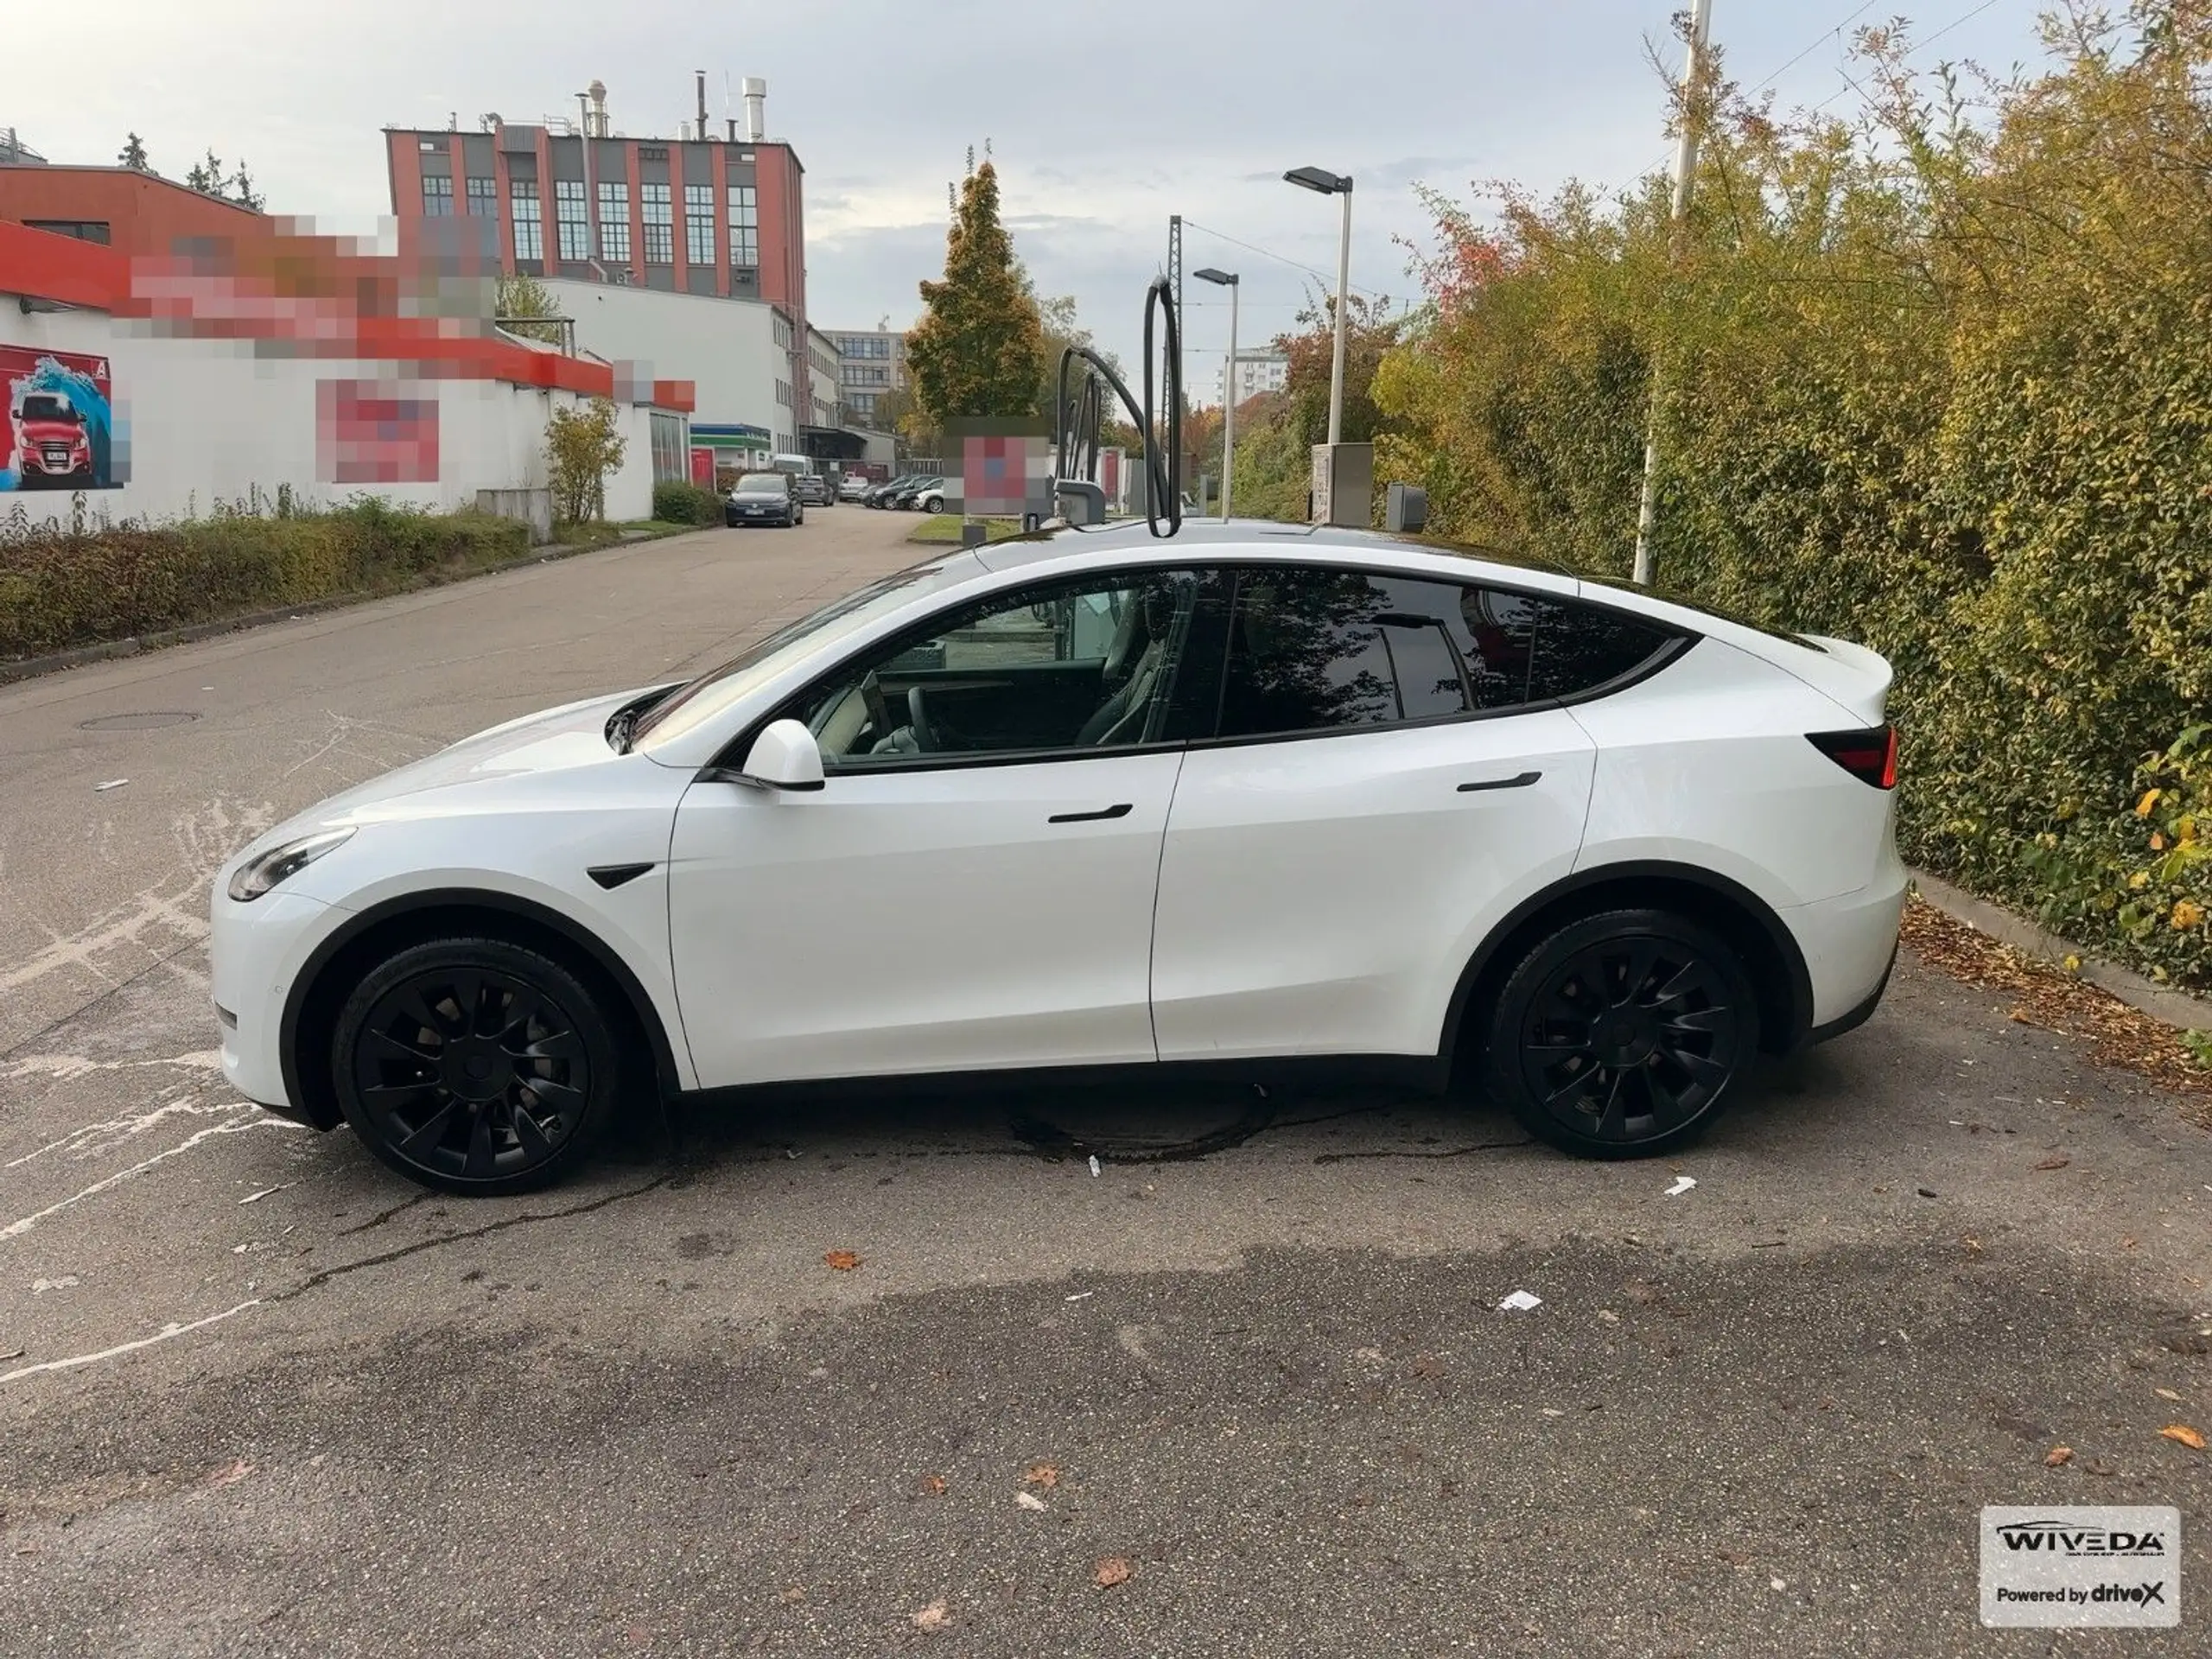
[332,937,620,1194]
[1484,908,1758,1158]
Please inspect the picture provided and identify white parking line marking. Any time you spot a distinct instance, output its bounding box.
[0,1300,263,1386]
[1,1111,305,1240]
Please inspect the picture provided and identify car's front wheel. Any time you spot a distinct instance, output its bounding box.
[331,937,620,1194]
[1482,908,1758,1158]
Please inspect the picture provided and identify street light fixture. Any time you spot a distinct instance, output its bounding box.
[1283,165,1353,446]
[1193,267,1238,520]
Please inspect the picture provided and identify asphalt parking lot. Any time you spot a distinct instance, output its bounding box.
[2,506,2207,1656]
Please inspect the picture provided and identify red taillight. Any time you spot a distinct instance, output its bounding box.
[1808,724,1897,790]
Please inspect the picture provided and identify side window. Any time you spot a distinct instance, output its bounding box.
[783,571,1206,766]
[1525,599,1676,702]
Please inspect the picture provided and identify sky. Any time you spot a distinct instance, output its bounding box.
[17,1,2052,403]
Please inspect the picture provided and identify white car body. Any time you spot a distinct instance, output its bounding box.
[213,521,1905,1185]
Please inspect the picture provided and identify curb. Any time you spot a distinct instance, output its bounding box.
[0,525,691,689]
[1909,868,2212,1033]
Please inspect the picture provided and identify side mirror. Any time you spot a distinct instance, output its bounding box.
[736,719,825,792]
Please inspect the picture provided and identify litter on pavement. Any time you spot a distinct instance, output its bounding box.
[1497,1290,1543,1312]
[93,779,129,791]
[1664,1176,1696,1198]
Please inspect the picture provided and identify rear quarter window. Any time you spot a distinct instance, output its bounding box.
[1527,600,1679,702]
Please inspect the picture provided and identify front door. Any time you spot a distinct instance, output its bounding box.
[1148,567,1599,1062]
[667,568,1208,1089]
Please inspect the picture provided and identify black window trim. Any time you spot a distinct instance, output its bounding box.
[709,565,1208,778]
[705,557,1701,779]
[1179,560,1697,755]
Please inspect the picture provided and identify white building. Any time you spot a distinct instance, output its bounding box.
[1217,351,1289,406]
[826,326,906,426]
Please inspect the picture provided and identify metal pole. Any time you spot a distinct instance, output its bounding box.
[1630,0,1713,588]
[1221,279,1238,521]
[1327,188,1351,446]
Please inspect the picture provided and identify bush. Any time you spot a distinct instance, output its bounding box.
[0,497,529,659]
[1369,9,2212,991]
[652,480,723,526]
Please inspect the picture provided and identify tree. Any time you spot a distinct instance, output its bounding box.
[230,162,264,212]
[118,132,149,172]
[182,147,262,209]
[545,397,627,523]
[496,273,565,347]
[1276,289,1402,448]
[906,161,1045,424]
[184,149,226,194]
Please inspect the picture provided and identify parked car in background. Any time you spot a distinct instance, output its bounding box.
[210,519,1904,1194]
[793,473,832,508]
[724,471,804,528]
[913,481,948,514]
[837,474,872,502]
[866,474,920,508]
[892,476,944,511]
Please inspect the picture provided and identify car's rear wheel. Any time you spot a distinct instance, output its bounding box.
[1483,908,1757,1158]
[331,937,620,1194]
[925,496,944,514]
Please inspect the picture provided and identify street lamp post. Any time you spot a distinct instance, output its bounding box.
[1194,267,1238,520]
[1283,166,1353,445]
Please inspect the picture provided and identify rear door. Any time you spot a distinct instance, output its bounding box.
[1148,567,1599,1062]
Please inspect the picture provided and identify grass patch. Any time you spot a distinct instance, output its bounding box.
[906,515,1024,545]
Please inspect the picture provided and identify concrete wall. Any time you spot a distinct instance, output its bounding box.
[546,278,780,446]
[1,298,656,526]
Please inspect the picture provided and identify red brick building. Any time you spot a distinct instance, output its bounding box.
[382,81,813,419]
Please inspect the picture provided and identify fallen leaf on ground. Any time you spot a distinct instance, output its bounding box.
[779,1586,805,1605]
[918,1475,947,1497]
[2158,1424,2206,1450]
[1021,1463,1059,1490]
[1094,1557,1133,1588]
[205,1459,252,1489]
[2155,1388,2183,1402]
[912,1599,949,1631]
[2044,1446,2073,1466]
[1014,1491,1048,1511]
[2033,1156,2070,1172]
[1899,897,2210,1125]
[823,1250,861,1271]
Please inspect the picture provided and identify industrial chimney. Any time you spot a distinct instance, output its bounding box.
[696,70,708,134]
[741,77,766,142]
[588,79,608,138]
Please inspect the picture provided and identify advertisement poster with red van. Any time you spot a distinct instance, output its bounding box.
[2,344,121,491]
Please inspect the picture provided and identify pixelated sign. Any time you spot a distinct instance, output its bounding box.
[318,379,439,484]
[949,432,1051,520]
[2,345,123,492]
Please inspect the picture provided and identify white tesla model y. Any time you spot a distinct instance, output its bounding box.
[212,522,1906,1194]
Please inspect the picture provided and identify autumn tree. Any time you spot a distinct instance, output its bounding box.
[545,397,627,523]
[906,161,1045,425]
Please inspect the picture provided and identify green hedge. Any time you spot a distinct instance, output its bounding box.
[1370,13,2212,994]
[0,499,530,659]
[651,480,723,526]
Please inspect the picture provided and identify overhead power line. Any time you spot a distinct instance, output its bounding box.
[1179,218,1389,302]
[1751,0,1878,90]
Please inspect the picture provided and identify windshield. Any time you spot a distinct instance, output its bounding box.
[19,396,77,423]
[734,474,787,495]
[631,558,980,752]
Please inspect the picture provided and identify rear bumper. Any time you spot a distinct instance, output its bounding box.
[1779,849,1909,1034]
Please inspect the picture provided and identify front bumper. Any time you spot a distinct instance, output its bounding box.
[210,887,344,1119]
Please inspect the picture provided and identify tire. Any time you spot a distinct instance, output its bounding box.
[330,935,622,1195]
[924,496,944,514]
[1480,908,1758,1159]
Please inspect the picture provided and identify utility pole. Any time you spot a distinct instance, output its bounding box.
[1630,0,1713,588]
[1195,268,1238,518]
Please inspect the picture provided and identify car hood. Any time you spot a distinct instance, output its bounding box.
[244,685,670,851]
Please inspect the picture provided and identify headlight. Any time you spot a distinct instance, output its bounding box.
[226,827,355,903]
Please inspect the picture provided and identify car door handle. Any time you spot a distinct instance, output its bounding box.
[1048,803,1135,823]
[1457,770,1542,793]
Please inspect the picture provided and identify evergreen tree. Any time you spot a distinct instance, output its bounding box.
[118,132,149,171]
[906,161,1044,423]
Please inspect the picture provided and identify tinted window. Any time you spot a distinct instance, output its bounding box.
[1526,600,1675,701]
[1217,569,1414,738]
